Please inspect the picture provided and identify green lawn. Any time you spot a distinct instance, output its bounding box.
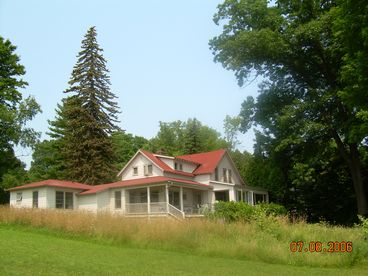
[0,224,366,275]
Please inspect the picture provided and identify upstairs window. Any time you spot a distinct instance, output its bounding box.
[133,166,138,175]
[174,162,178,170]
[215,167,219,181]
[144,164,153,176]
[223,168,227,182]
[179,163,183,171]
[228,169,232,183]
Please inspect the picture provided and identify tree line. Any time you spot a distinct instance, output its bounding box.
[1,0,367,224]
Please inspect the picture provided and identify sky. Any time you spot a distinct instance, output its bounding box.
[0,0,261,167]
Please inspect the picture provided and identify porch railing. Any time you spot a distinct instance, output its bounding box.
[124,202,212,218]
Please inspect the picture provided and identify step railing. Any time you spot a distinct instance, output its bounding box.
[167,203,185,219]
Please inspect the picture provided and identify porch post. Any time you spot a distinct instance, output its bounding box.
[165,183,169,212]
[147,186,151,214]
[121,189,126,214]
[249,191,254,205]
[179,186,183,212]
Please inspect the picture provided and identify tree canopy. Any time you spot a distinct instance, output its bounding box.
[210,0,368,218]
[47,27,121,184]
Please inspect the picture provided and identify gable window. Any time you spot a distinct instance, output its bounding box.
[223,168,227,182]
[228,169,232,183]
[115,191,122,209]
[174,162,178,170]
[32,191,39,208]
[55,191,73,209]
[144,164,153,176]
[179,163,183,171]
[16,192,22,203]
[215,167,219,181]
[133,167,138,176]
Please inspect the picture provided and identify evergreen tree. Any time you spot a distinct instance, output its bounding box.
[50,27,120,184]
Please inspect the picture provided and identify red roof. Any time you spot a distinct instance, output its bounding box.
[176,149,226,175]
[140,150,195,177]
[7,179,92,191]
[79,176,211,195]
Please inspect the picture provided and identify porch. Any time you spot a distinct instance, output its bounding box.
[118,183,212,219]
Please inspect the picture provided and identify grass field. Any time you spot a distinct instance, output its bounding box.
[0,224,367,276]
[0,206,367,275]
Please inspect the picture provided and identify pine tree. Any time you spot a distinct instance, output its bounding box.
[50,27,120,184]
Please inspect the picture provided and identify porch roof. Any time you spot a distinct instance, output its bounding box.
[79,176,211,195]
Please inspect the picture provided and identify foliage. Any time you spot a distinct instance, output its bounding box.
[0,36,40,200]
[47,27,121,184]
[111,131,149,170]
[0,36,41,152]
[358,215,368,239]
[148,118,230,156]
[28,139,66,182]
[210,0,368,218]
[208,201,287,223]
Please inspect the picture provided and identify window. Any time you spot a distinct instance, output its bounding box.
[179,163,183,171]
[16,192,22,202]
[223,168,227,182]
[133,167,138,175]
[236,190,242,202]
[144,164,153,175]
[150,190,159,202]
[115,191,122,209]
[215,167,219,181]
[56,191,64,208]
[32,191,39,208]
[228,169,232,183]
[56,191,74,209]
[174,162,178,170]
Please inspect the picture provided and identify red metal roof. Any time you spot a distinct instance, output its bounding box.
[176,149,226,175]
[79,176,211,195]
[140,150,195,177]
[7,179,92,191]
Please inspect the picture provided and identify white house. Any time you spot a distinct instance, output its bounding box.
[8,149,268,219]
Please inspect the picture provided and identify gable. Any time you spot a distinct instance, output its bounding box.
[118,151,163,180]
[213,152,245,185]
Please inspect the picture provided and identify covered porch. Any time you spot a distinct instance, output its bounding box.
[119,183,212,219]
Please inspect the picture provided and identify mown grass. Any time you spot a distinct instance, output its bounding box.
[1,224,367,276]
[0,206,367,269]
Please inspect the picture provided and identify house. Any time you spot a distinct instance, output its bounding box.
[8,149,268,219]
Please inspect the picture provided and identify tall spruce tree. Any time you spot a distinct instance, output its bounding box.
[52,27,120,184]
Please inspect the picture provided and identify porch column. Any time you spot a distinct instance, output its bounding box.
[249,191,254,206]
[165,183,169,212]
[147,186,151,214]
[179,186,183,212]
[121,189,126,213]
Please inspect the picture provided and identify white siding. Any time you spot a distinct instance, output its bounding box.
[194,174,211,184]
[9,187,47,208]
[78,194,97,211]
[120,154,162,180]
[211,154,243,185]
[97,190,110,211]
[159,157,174,169]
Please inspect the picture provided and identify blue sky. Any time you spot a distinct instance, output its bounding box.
[0,0,260,166]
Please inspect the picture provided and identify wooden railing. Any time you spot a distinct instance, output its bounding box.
[168,204,185,219]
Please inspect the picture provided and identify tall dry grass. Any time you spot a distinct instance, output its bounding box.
[0,206,367,268]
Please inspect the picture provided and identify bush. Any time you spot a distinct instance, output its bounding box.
[358,215,368,239]
[208,201,286,222]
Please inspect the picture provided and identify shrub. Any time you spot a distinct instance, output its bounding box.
[358,215,368,239]
[209,201,286,222]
